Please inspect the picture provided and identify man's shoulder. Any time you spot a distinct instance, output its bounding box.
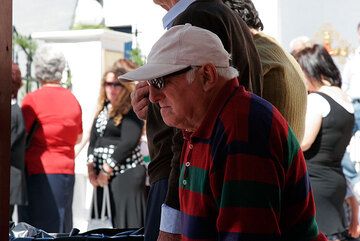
[224,90,287,130]
[185,0,227,11]
[254,32,292,65]
[233,90,274,113]
[173,0,241,48]
[175,0,233,23]
[219,90,269,126]
[254,32,282,53]
[254,32,305,79]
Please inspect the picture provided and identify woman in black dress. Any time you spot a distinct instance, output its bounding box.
[87,61,146,229]
[295,45,355,240]
[10,63,27,220]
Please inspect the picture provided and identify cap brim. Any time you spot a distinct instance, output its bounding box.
[118,63,189,82]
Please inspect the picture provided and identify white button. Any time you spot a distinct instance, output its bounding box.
[185,162,190,167]
[182,180,187,185]
[189,144,193,149]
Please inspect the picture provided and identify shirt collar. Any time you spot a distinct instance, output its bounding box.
[185,78,242,140]
[162,0,197,29]
[11,98,17,105]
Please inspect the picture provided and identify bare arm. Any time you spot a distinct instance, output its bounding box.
[75,132,89,157]
[76,133,83,144]
[301,95,323,151]
[346,195,360,238]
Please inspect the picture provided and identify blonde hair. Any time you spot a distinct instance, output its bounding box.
[95,60,136,126]
[112,59,139,72]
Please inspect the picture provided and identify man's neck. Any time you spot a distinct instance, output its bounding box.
[162,0,196,29]
[162,0,179,10]
[41,81,61,87]
[194,79,229,131]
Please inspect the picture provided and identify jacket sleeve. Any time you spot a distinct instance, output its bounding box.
[87,118,98,162]
[109,111,143,167]
[87,110,143,169]
[164,128,183,209]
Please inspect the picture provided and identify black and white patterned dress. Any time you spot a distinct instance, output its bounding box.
[87,104,146,229]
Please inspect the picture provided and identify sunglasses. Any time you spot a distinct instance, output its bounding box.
[104,82,123,88]
[147,66,192,90]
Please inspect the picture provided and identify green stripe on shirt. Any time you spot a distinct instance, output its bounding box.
[219,180,281,210]
[179,165,210,195]
[286,127,300,169]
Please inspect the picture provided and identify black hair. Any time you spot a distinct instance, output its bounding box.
[294,44,342,87]
[222,0,264,30]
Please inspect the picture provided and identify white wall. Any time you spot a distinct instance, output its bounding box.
[241,0,360,53]
[266,0,359,51]
[103,0,360,58]
[103,0,166,56]
[14,0,360,59]
[13,0,78,35]
[253,0,280,41]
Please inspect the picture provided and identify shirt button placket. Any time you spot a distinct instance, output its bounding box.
[183,141,193,186]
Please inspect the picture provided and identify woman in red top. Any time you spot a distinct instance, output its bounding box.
[21,45,83,233]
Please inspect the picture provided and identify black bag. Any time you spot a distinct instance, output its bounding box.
[12,227,144,241]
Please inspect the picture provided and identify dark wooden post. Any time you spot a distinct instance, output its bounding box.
[0,0,12,238]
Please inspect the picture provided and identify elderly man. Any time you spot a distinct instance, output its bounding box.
[121,24,327,241]
[132,0,263,240]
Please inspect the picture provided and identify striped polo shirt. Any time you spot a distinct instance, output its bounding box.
[179,78,326,241]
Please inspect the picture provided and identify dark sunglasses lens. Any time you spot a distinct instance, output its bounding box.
[105,82,122,87]
[149,78,164,89]
[148,67,191,89]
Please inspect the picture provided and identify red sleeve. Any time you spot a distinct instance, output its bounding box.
[21,95,37,133]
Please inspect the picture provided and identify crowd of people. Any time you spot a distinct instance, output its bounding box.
[10,45,148,233]
[9,0,360,240]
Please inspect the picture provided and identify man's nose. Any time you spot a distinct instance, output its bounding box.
[148,85,163,103]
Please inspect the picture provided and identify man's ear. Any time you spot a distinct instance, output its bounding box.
[200,63,217,92]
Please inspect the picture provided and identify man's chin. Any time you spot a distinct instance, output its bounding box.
[161,114,178,128]
[160,108,184,128]
[162,117,176,128]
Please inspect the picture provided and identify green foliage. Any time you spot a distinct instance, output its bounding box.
[13,33,38,57]
[12,30,72,92]
[13,31,38,93]
[61,65,73,90]
[72,24,107,30]
[130,47,145,66]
